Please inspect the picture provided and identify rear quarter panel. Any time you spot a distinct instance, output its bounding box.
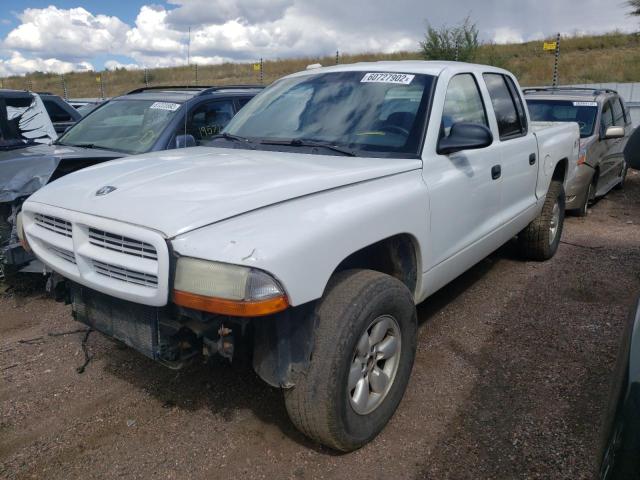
[531,121,580,200]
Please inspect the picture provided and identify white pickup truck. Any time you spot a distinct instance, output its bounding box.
[19,62,579,451]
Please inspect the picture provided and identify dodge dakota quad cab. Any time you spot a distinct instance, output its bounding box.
[20,62,580,451]
[0,85,261,277]
[525,87,633,216]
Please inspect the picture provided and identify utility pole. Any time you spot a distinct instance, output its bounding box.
[260,57,264,85]
[552,33,561,87]
[194,63,198,86]
[144,68,150,87]
[336,50,339,65]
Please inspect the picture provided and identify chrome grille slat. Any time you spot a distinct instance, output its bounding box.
[34,214,72,238]
[88,228,158,260]
[92,260,158,288]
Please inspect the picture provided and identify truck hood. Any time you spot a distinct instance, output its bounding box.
[0,144,123,202]
[27,146,422,238]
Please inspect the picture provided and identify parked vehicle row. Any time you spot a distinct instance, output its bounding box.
[525,87,632,216]
[0,85,262,277]
[17,61,582,451]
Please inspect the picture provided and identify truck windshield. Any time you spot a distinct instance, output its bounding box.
[526,99,598,138]
[218,71,435,157]
[57,99,182,154]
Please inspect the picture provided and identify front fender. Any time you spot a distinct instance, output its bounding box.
[170,170,429,306]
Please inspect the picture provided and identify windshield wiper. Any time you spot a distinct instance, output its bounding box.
[206,132,257,149]
[259,138,357,157]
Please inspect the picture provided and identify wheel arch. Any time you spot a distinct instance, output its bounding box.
[328,233,421,299]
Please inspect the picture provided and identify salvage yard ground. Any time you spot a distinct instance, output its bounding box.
[1,172,640,479]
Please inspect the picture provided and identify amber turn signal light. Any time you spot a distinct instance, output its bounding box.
[173,289,289,317]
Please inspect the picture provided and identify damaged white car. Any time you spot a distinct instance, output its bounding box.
[20,62,579,451]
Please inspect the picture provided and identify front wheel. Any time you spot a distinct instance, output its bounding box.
[518,180,565,261]
[284,269,417,452]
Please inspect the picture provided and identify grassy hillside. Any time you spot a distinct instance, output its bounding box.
[1,32,638,98]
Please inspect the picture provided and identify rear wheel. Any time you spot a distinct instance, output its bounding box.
[284,269,417,452]
[576,177,596,217]
[518,180,565,261]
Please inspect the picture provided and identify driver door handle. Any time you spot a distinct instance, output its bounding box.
[491,165,501,180]
[529,153,537,165]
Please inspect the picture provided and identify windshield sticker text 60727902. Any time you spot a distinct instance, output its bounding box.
[361,73,415,85]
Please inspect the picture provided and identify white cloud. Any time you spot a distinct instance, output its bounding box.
[4,6,128,60]
[0,51,93,76]
[166,0,295,26]
[491,27,524,44]
[104,60,140,71]
[0,1,638,76]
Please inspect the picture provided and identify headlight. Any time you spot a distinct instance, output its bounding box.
[172,257,288,317]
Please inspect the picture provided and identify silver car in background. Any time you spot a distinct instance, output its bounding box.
[525,87,632,216]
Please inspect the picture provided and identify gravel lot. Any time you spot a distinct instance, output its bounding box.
[1,171,639,480]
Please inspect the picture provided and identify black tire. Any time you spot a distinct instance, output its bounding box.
[575,177,595,217]
[518,180,565,261]
[284,269,417,452]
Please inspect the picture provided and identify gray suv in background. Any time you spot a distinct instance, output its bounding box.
[525,87,632,216]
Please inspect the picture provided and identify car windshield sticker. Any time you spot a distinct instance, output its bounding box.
[361,73,415,85]
[573,101,598,107]
[150,102,181,111]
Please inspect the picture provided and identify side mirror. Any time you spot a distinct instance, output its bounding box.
[175,134,196,149]
[604,126,625,140]
[438,122,493,155]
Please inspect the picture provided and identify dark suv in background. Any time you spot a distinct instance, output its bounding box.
[0,84,262,277]
[525,87,633,216]
[37,93,82,134]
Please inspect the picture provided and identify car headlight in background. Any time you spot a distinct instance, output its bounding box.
[577,147,587,165]
[172,257,289,317]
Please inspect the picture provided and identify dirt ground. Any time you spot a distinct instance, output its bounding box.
[1,172,639,480]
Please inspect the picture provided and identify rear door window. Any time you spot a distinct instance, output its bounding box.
[483,73,526,140]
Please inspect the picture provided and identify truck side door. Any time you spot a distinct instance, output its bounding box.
[423,73,502,268]
[482,73,539,222]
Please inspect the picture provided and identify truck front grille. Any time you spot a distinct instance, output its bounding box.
[48,245,76,264]
[34,213,72,238]
[23,205,169,306]
[88,228,158,260]
[92,260,158,288]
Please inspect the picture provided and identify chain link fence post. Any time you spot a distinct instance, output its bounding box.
[60,74,68,100]
[552,33,561,87]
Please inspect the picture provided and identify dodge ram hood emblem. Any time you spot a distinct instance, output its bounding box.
[95,185,117,196]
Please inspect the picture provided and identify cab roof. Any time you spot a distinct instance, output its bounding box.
[284,60,513,80]
[522,87,618,103]
[117,85,264,103]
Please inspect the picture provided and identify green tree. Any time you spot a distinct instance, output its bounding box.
[420,17,480,62]
[628,0,640,16]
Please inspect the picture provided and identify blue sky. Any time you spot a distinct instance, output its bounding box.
[0,1,637,76]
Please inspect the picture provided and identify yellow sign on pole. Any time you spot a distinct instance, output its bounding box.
[543,41,558,51]
[253,63,261,71]
[96,75,101,83]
